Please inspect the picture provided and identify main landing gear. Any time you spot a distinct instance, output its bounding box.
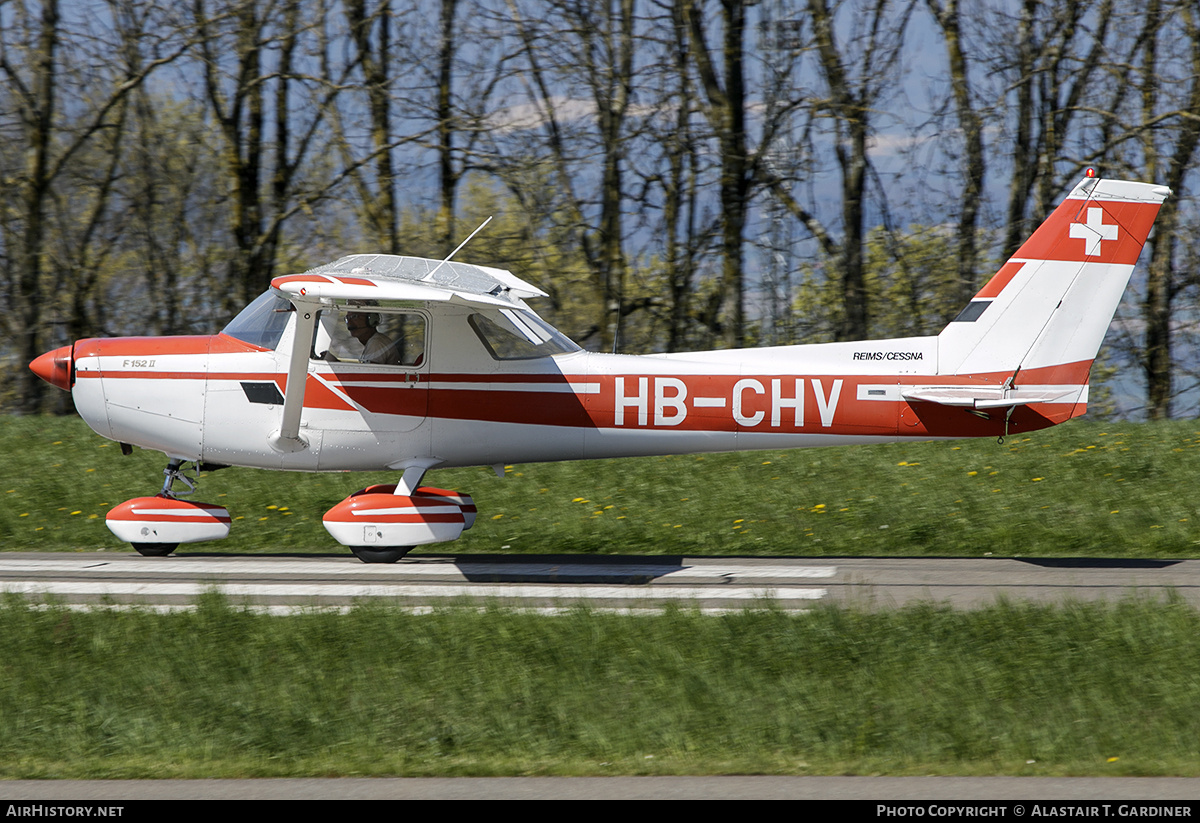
[322,481,477,564]
[349,546,412,564]
[105,459,476,563]
[105,459,231,558]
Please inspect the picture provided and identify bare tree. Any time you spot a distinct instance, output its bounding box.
[120,93,227,336]
[981,0,1116,260]
[0,0,189,411]
[500,0,640,350]
[642,0,710,352]
[926,0,986,309]
[342,0,402,253]
[1134,0,1200,418]
[679,0,753,347]
[805,0,915,341]
[193,0,363,315]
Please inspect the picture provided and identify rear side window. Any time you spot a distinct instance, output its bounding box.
[221,291,294,350]
[469,310,579,360]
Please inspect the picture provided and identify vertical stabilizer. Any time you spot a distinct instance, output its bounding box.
[938,177,1170,384]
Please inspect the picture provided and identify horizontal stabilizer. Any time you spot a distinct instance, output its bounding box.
[901,385,1080,410]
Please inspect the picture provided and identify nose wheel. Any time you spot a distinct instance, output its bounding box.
[106,459,232,556]
[132,542,178,557]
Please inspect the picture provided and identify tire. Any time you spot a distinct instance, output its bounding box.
[132,542,178,557]
[350,546,412,564]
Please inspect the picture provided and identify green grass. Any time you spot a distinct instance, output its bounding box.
[2,595,1199,778]
[2,414,1199,557]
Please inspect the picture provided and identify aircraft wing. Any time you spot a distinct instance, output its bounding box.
[270,253,547,308]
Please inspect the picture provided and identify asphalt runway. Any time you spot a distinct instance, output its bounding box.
[1,551,1198,611]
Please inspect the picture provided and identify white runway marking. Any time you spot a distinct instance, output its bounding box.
[0,557,837,581]
[0,555,836,613]
[2,581,828,601]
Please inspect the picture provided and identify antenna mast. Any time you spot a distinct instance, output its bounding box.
[423,215,494,281]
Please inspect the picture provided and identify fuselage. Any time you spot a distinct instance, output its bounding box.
[52,300,1084,475]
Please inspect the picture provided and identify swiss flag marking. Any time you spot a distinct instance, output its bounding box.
[1068,207,1119,256]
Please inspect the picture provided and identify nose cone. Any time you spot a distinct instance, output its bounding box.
[30,344,74,391]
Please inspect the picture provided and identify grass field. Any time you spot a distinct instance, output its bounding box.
[2,595,1199,778]
[2,413,1198,558]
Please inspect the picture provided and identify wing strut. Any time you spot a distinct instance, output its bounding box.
[268,300,319,453]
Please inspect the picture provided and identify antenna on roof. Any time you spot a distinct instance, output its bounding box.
[423,216,493,281]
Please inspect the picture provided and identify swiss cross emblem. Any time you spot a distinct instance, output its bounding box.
[1069,207,1119,256]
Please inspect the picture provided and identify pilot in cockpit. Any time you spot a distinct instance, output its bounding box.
[345,310,401,365]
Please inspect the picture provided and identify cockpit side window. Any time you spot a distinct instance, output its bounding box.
[221,291,294,351]
[312,307,426,367]
[468,310,580,360]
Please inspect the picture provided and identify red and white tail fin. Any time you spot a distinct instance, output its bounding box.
[938,177,1170,385]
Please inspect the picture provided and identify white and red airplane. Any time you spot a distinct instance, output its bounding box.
[30,174,1170,562]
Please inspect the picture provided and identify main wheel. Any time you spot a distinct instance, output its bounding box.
[350,546,412,564]
[132,542,178,557]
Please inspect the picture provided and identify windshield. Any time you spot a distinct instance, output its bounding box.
[221,291,294,350]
